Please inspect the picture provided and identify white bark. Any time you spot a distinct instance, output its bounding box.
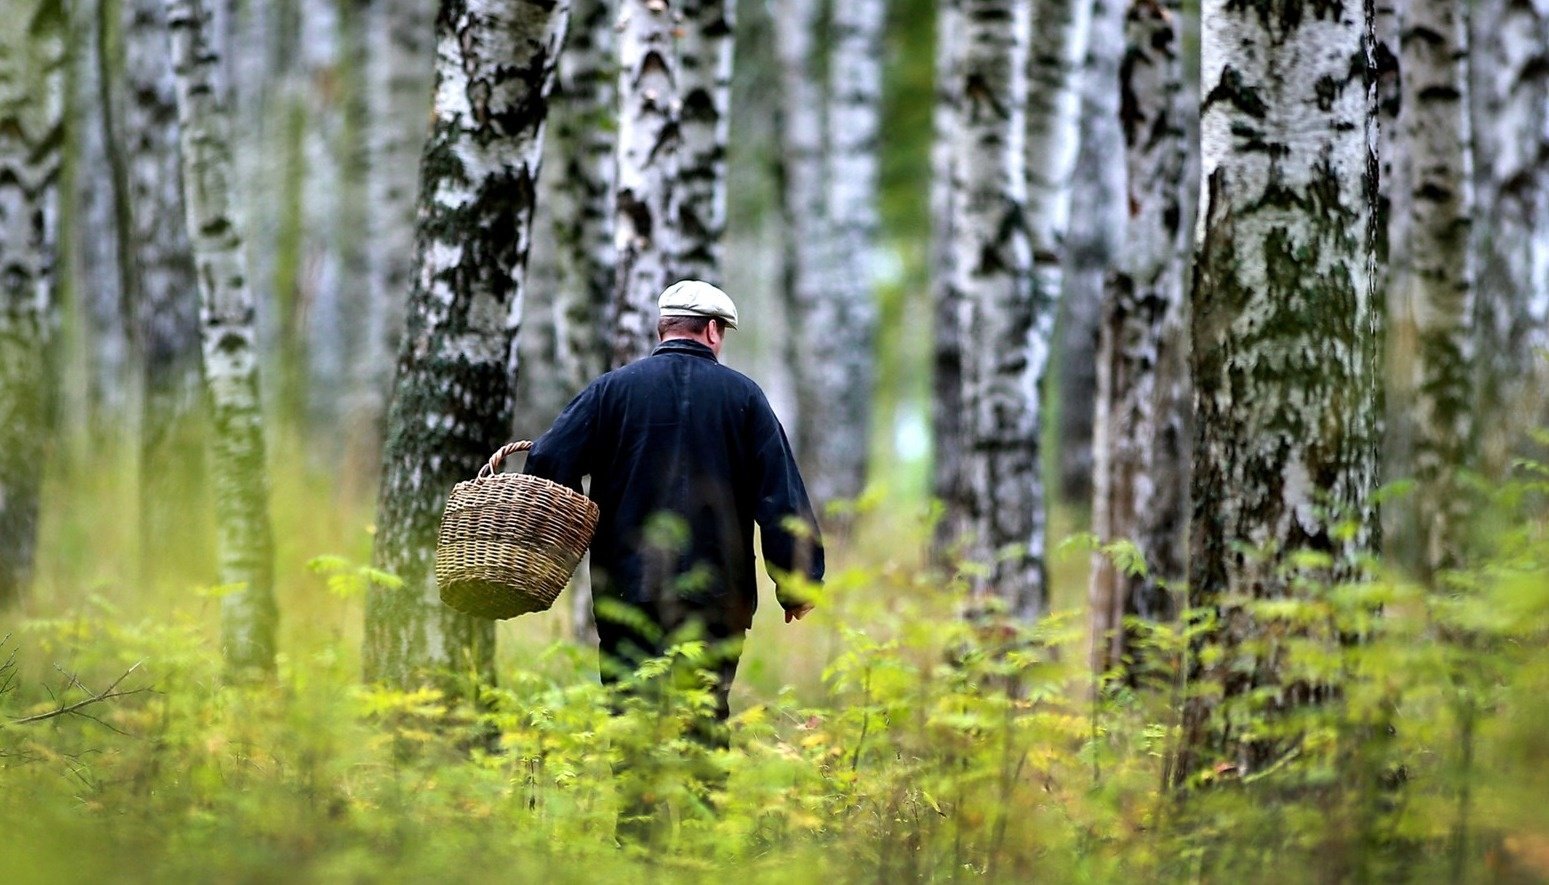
[612,0,681,366]
[1088,0,1192,677]
[932,0,967,551]
[545,0,616,643]
[811,0,883,507]
[771,0,830,484]
[0,0,65,605]
[123,0,203,578]
[365,0,570,688]
[168,0,280,674]
[73,0,131,423]
[1394,0,1474,576]
[676,0,735,284]
[550,0,616,395]
[1470,0,1549,465]
[1058,0,1124,505]
[301,0,348,432]
[955,0,1038,619]
[348,0,437,485]
[1180,0,1380,780]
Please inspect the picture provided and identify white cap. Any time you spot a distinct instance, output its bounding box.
[657,280,739,330]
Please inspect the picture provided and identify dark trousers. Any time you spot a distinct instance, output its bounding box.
[595,608,745,746]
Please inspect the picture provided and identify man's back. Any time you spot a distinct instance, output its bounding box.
[526,338,822,632]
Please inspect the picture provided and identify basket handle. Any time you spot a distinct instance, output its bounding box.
[477,440,533,479]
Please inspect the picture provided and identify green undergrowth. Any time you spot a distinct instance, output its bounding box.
[2,450,1548,882]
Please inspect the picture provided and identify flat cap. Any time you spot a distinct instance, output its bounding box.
[658,280,739,330]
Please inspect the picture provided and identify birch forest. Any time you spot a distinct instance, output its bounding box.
[3,0,1549,879]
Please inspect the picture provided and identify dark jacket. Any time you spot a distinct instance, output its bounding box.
[525,338,824,631]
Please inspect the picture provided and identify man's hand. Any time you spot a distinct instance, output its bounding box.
[784,604,814,623]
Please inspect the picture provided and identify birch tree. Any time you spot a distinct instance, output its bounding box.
[1089,0,1192,677]
[347,0,436,488]
[1470,0,1549,467]
[955,0,1038,619]
[810,0,883,507]
[612,0,680,366]
[772,0,883,509]
[0,0,65,607]
[123,0,203,577]
[72,0,130,424]
[931,0,967,554]
[1058,0,1125,506]
[676,0,734,284]
[953,0,1086,616]
[1177,0,1380,782]
[364,0,569,688]
[1393,0,1474,577]
[549,0,615,394]
[544,0,616,643]
[168,0,280,674]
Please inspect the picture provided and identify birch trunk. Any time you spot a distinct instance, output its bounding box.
[1057,0,1125,507]
[931,0,967,553]
[676,0,734,284]
[955,0,1038,619]
[300,0,347,434]
[1177,0,1380,782]
[364,0,569,688]
[0,0,65,607]
[771,0,831,499]
[347,0,437,492]
[612,0,680,366]
[1470,0,1549,469]
[124,0,204,580]
[1088,0,1191,677]
[550,0,615,394]
[73,0,131,424]
[168,0,280,675]
[1394,0,1474,577]
[809,0,883,507]
[546,0,615,643]
[957,0,1087,618]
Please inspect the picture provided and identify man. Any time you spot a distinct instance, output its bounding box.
[525,280,824,738]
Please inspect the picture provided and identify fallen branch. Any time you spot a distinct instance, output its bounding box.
[10,661,149,726]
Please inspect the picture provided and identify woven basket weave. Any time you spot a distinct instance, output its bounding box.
[435,441,599,620]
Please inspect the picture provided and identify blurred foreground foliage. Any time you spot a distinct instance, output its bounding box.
[3,454,1548,882]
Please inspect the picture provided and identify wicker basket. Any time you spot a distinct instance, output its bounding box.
[435,441,599,620]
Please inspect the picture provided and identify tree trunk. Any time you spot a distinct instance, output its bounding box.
[1394,0,1474,578]
[810,0,883,508]
[168,0,280,675]
[346,0,437,497]
[956,0,1087,618]
[773,0,882,511]
[612,0,680,367]
[550,0,616,395]
[1057,0,1125,508]
[1088,0,1192,678]
[931,0,966,554]
[1470,0,1549,471]
[544,0,616,643]
[72,0,131,426]
[364,0,569,688]
[123,0,205,583]
[955,0,1038,619]
[0,0,66,607]
[676,0,734,285]
[771,0,831,498]
[1177,0,1380,782]
[299,0,348,438]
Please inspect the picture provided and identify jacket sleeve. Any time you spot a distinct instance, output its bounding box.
[524,382,600,493]
[749,394,825,608]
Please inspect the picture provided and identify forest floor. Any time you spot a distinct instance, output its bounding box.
[3,442,1548,882]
